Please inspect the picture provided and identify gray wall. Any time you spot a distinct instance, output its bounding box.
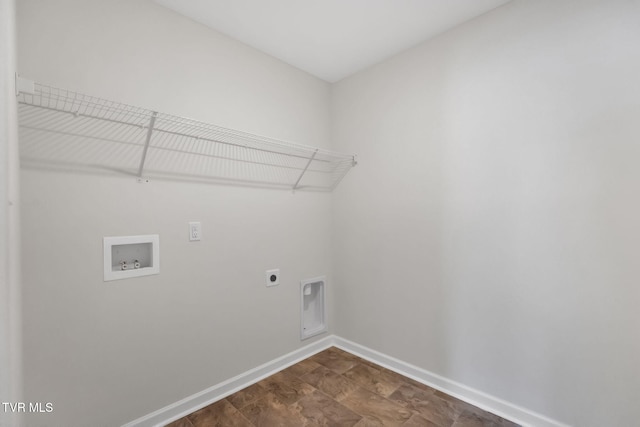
[331,1,640,426]
[17,1,332,426]
[18,0,640,426]
[1,0,22,426]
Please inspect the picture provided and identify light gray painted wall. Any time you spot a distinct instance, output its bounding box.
[1,0,22,426]
[331,1,640,426]
[18,0,640,426]
[17,1,332,426]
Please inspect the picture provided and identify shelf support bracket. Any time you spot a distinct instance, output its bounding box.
[293,149,318,191]
[15,74,35,96]
[137,111,158,178]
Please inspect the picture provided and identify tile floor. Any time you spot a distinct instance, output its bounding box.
[165,347,519,427]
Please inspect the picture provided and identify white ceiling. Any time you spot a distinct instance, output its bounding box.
[154,0,511,83]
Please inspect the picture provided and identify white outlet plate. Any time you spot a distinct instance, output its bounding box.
[266,269,280,287]
[189,222,201,241]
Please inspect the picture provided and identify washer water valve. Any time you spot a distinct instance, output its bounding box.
[120,260,142,270]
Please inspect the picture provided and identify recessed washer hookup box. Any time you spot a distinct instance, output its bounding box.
[103,235,159,281]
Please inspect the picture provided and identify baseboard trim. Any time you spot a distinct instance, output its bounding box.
[332,336,570,427]
[123,335,570,427]
[121,336,334,427]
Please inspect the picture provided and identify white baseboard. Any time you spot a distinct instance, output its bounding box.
[121,336,334,427]
[332,336,570,427]
[123,335,570,427]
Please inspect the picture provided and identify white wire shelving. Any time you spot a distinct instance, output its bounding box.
[16,77,357,191]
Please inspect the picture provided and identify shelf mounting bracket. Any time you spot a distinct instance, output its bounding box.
[137,111,158,179]
[15,74,35,96]
[293,149,318,191]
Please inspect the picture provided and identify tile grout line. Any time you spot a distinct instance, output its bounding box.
[227,398,255,427]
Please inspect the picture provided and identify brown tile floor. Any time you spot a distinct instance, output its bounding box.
[165,347,520,427]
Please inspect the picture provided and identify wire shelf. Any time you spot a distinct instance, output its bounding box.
[17,79,357,191]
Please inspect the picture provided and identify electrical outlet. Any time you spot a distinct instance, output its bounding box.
[266,269,280,287]
[189,222,201,241]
